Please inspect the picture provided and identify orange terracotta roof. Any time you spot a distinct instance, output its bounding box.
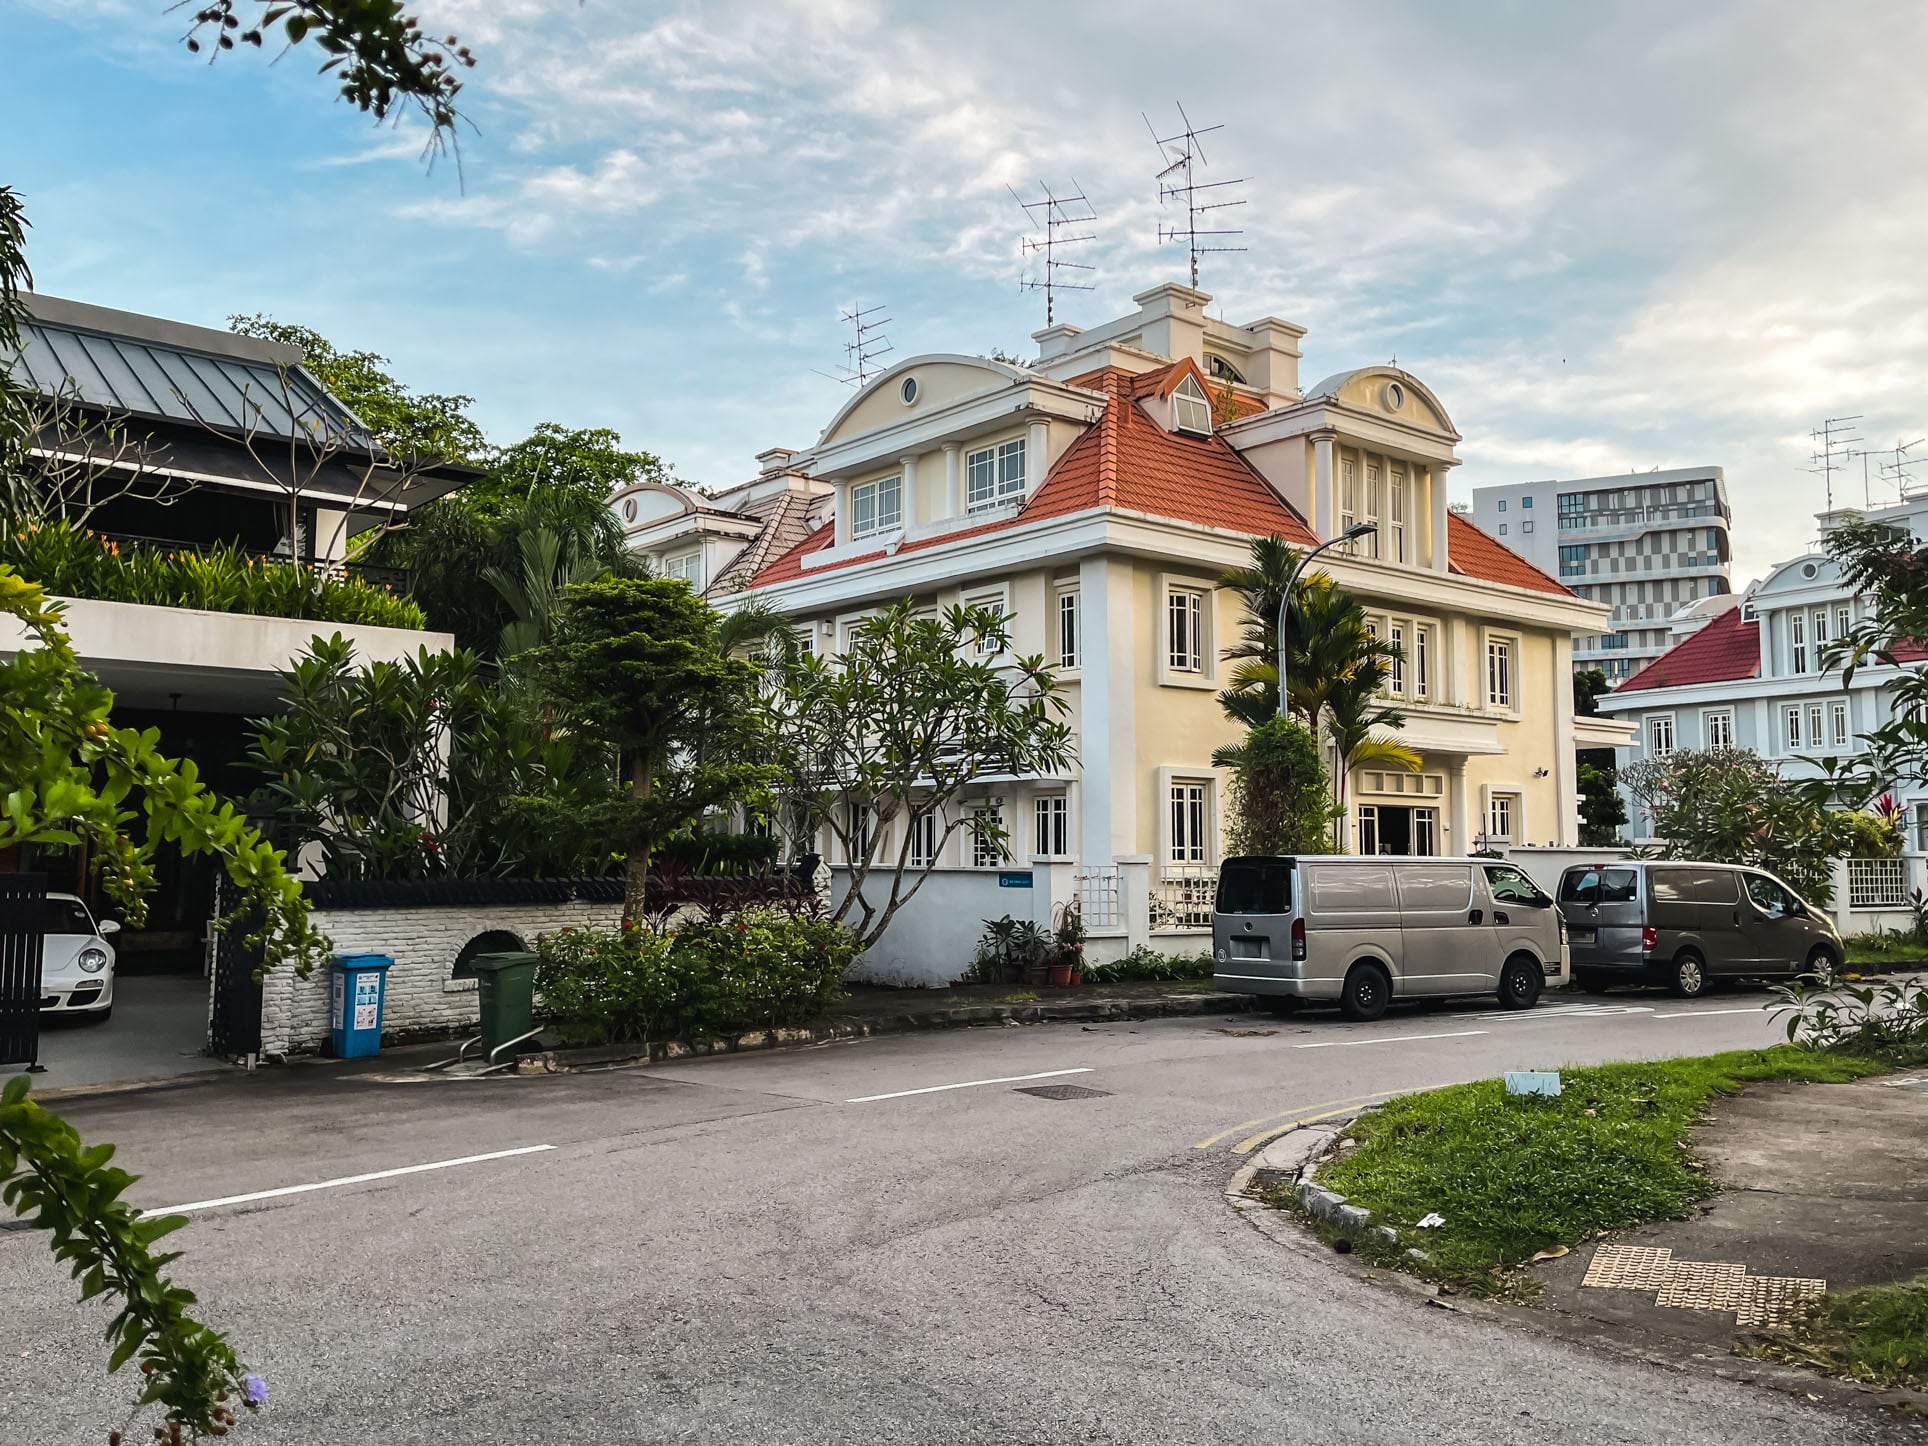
[1445,513,1574,597]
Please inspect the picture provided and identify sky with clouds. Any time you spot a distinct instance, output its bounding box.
[7,0,1928,579]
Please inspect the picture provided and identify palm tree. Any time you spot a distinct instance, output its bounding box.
[1217,536,1403,731]
[1322,664,1422,839]
[482,525,607,658]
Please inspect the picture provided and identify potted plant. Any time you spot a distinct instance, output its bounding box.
[1049,899,1086,987]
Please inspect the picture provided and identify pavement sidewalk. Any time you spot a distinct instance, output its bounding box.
[1530,1073,1928,1366]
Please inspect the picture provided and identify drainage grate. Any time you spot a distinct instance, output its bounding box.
[1014,1083,1112,1100]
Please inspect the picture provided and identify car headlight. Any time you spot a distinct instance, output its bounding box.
[78,947,108,974]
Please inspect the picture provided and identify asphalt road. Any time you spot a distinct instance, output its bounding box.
[1,989,1912,1444]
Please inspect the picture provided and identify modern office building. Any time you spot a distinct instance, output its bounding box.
[1469,466,1732,682]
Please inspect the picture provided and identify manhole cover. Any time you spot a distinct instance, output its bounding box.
[1015,1083,1112,1100]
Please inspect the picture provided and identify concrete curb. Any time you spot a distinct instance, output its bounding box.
[517,989,1260,1075]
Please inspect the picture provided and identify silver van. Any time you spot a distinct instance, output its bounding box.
[1212,855,1568,1022]
[1557,861,1841,997]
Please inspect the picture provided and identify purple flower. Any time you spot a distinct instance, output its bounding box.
[243,1373,268,1406]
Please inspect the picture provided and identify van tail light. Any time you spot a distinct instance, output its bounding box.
[1290,917,1307,962]
[1641,926,1658,953]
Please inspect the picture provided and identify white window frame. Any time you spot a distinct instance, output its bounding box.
[1484,632,1517,712]
[1363,460,1383,558]
[962,585,1008,656]
[1784,704,1803,752]
[1486,790,1520,845]
[908,807,939,869]
[1790,610,1808,675]
[845,801,874,863]
[663,550,703,590]
[1414,623,1433,700]
[1339,456,1357,537]
[1388,468,1408,562]
[1171,374,1212,435]
[1835,604,1852,639]
[1033,794,1069,858]
[1703,709,1734,751]
[1157,575,1215,688]
[1169,780,1209,867]
[1647,714,1676,757]
[1807,703,1825,752]
[970,805,1005,869]
[966,437,1027,512]
[1388,620,1406,696]
[1830,701,1850,749]
[1055,585,1079,670]
[850,473,903,539]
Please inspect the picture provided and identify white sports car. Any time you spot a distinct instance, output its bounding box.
[39,892,119,1022]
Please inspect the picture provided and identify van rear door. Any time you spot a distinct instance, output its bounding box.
[1560,865,1642,968]
[1213,857,1295,988]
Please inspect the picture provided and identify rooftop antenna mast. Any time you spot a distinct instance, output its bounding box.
[1146,103,1246,288]
[1880,437,1928,501]
[1010,181,1098,327]
[1809,415,1863,512]
[830,302,893,388]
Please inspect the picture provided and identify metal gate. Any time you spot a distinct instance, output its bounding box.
[0,873,48,1070]
[207,878,264,1058]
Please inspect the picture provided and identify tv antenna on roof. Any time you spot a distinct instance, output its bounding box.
[1879,437,1928,502]
[824,302,893,388]
[1011,181,1098,327]
[1809,415,1862,512]
[1146,103,1246,288]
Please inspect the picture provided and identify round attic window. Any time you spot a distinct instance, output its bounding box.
[900,376,920,406]
[1801,562,1819,580]
[1382,381,1407,412]
[622,496,638,522]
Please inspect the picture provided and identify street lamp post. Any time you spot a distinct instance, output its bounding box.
[1275,522,1379,722]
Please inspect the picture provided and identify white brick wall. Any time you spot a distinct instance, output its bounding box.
[262,900,623,1056]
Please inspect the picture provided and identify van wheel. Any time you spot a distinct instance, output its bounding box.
[1262,996,1303,1017]
[1498,956,1543,1010]
[1669,950,1708,999]
[1805,944,1841,981]
[1339,963,1391,1023]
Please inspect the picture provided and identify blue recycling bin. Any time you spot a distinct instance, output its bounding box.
[330,954,394,1058]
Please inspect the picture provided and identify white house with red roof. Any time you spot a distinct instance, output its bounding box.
[1598,498,1928,855]
[625,283,1614,974]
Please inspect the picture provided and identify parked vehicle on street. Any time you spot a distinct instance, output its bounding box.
[1212,855,1567,1022]
[1556,861,1839,998]
[38,892,119,1021]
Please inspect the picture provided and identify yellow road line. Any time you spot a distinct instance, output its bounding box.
[1191,1091,1385,1151]
[1232,1100,1392,1156]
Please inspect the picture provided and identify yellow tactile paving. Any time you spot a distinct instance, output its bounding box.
[1582,1244,1827,1328]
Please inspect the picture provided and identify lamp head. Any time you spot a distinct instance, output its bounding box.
[1342,522,1378,540]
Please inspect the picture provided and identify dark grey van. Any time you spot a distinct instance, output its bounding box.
[1557,862,1841,997]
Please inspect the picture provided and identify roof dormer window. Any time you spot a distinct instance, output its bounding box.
[1172,374,1213,436]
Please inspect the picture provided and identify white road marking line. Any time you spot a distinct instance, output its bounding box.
[845,1067,1093,1103]
[140,1145,557,1218]
[1651,1007,1769,1020]
[1295,1029,1488,1050]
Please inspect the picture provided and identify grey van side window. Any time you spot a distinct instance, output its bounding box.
[1653,868,1738,904]
[1746,875,1793,916]
[1484,864,1549,906]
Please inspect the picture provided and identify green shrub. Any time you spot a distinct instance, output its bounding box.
[655,831,783,875]
[535,910,855,1045]
[1085,945,1213,984]
[1223,716,1338,856]
[0,519,426,629]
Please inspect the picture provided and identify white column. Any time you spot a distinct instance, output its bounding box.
[1551,633,1579,845]
[1313,433,1335,539]
[1077,555,1138,864]
[1430,465,1451,572]
[943,443,961,518]
[834,481,850,546]
[899,454,919,528]
[1447,758,1470,854]
[1027,419,1050,498]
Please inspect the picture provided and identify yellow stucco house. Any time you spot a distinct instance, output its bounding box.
[619,282,1611,915]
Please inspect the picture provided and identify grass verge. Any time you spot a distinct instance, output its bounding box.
[1843,932,1928,968]
[1291,1046,1888,1299]
[1752,1278,1928,1393]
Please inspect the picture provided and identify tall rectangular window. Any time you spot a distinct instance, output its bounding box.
[1339,457,1358,537]
[1487,793,1517,844]
[1830,701,1850,748]
[1413,808,1440,855]
[1389,621,1406,695]
[1363,462,1382,557]
[1813,609,1829,649]
[1034,795,1068,857]
[1056,588,1079,669]
[1704,710,1733,751]
[1808,704,1824,751]
[1414,625,1433,700]
[1487,638,1513,709]
[1836,604,1852,638]
[665,551,703,589]
[845,801,874,861]
[1790,611,1808,674]
[1785,705,1803,751]
[1389,469,1408,562]
[971,806,1004,868]
[1647,715,1675,756]
[1168,587,1204,673]
[963,588,1006,656]
[850,474,902,538]
[908,809,938,868]
[966,439,1027,511]
[1170,782,1208,865]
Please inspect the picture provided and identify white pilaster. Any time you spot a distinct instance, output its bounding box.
[943,443,961,518]
[1552,632,1578,845]
[1027,419,1050,496]
[1430,464,1451,572]
[834,482,850,546]
[899,454,919,527]
[1077,554,1138,863]
[1313,433,1335,539]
